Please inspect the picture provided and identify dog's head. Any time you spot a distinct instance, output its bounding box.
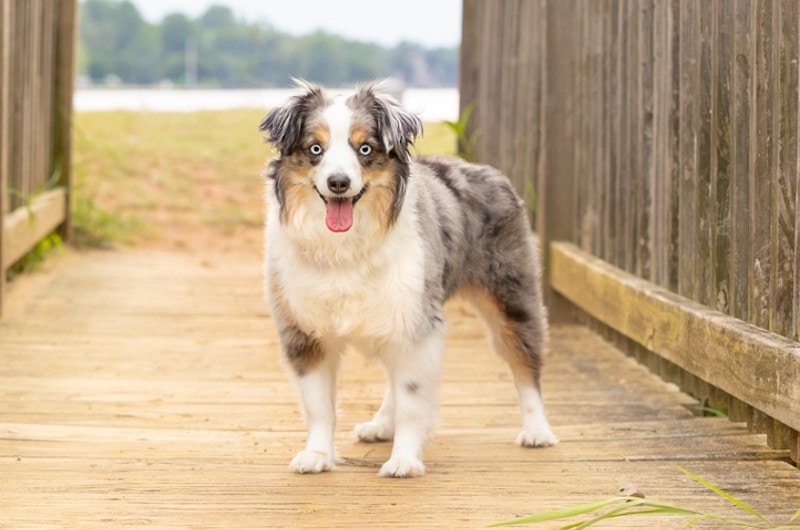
[260,80,422,234]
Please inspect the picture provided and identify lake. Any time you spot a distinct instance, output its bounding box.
[74,87,460,122]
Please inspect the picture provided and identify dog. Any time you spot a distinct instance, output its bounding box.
[260,80,557,478]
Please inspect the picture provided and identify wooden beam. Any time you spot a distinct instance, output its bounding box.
[53,0,76,242]
[550,241,800,433]
[0,0,12,316]
[537,1,577,323]
[2,187,67,270]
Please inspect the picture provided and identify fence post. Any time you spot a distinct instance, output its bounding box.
[537,0,577,323]
[54,0,76,243]
[0,0,11,316]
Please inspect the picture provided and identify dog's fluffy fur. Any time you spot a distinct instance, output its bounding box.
[260,80,557,478]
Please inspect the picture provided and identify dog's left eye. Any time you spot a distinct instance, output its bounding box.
[358,144,372,156]
[309,144,323,156]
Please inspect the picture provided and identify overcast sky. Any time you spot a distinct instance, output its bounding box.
[126,0,462,48]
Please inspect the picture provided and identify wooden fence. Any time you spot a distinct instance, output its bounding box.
[0,0,76,315]
[461,0,800,461]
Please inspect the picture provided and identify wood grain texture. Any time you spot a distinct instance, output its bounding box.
[1,187,66,269]
[0,0,11,315]
[0,0,74,314]
[551,241,800,436]
[1,249,798,528]
[461,0,800,459]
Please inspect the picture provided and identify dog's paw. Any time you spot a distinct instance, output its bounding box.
[516,427,559,448]
[289,450,335,474]
[355,421,394,443]
[378,456,426,478]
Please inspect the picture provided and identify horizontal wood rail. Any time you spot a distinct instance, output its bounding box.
[2,187,67,269]
[550,241,800,461]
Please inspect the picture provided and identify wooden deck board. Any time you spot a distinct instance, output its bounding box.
[1,249,799,528]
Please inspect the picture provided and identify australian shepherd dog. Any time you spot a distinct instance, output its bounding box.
[260,80,557,478]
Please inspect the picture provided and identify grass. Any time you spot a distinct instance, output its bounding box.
[71,109,456,251]
[491,467,800,529]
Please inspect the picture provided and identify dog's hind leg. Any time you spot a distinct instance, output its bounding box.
[355,386,395,442]
[377,332,444,478]
[467,288,559,448]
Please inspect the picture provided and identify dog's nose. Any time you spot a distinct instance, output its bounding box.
[327,174,351,195]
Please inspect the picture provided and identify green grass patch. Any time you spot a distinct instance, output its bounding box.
[71,109,456,249]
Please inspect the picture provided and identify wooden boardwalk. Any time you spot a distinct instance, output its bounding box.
[2,249,799,529]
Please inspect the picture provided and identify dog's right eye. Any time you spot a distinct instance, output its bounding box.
[309,144,323,156]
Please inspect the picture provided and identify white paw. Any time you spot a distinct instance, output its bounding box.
[355,421,394,442]
[289,450,335,474]
[378,456,426,478]
[516,427,559,448]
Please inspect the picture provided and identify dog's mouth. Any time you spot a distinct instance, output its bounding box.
[315,185,367,233]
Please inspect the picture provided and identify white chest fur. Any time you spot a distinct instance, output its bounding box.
[266,190,427,349]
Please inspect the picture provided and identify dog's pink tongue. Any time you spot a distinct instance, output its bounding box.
[325,198,354,232]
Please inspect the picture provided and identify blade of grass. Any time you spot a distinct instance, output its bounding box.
[566,499,699,530]
[676,466,774,527]
[488,497,624,527]
[791,506,800,522]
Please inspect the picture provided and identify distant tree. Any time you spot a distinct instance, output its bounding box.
[78,0,458,87]
[81,0,159,84]
[198,5,236,31]
[161,13,194,54]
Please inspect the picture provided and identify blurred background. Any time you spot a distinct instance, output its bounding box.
[74,0,461,119]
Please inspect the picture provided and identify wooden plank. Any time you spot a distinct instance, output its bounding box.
[53,0,76,242]
[731,0,753,321]
[775,0,799,338]
[678,0,699,300]
[538,0,577,322]
[796,1,800,342]
[607,0,620,267]
[667,0,681,293]
[582,0,600,253]
[637,0,654,280]
[458,0,479,125]
[751,0,777,330]
[551,240,800,434]
[2,187,66,269]
[617,0,628,270]
[596,1,614,258]
[650,0,673,288]
[714,0,734,315]
[0,0,12,315]
[696,1,715,307]
[1,248,799,528]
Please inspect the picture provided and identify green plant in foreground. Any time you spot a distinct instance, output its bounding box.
[490,467,800,529]
[9,232,63,278]
[444,101,481,161]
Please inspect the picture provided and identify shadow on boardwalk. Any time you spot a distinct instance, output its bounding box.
[1,249,799,528]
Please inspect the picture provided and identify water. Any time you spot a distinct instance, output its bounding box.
[74,87,460,122]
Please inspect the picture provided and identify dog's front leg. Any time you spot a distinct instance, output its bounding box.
[379,332,444,478]
[282,328,339,474]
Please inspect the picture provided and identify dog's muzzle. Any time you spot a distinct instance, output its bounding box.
[314,185,368,233]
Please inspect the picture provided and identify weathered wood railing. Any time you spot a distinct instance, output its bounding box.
[461,0,800,461]
[0,0,76,315]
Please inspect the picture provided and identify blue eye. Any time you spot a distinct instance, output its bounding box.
[358,144,372,156]
[309,144,323,155]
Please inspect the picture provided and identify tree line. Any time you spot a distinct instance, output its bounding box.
[79,0,458,88]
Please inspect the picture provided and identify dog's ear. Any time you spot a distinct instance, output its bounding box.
[356,83,423,163]
[260,79,326,156]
